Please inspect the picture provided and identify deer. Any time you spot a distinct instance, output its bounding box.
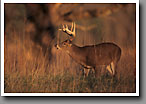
[55,22,121,77]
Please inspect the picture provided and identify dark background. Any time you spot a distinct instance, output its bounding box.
[4,3,136,93]
[0,0,144,104]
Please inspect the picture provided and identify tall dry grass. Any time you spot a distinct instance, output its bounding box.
[4,4,136,93]
[4,30,136,93]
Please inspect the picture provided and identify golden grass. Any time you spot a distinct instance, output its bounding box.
[4,32,136,93]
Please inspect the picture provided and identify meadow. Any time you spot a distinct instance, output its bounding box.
[4,4,136,93]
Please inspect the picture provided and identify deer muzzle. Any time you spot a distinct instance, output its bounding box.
[55,44,61,50]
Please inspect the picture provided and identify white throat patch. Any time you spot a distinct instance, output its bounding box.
[56,44,61,50]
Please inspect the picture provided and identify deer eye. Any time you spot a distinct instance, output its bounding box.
[63,42,66,46]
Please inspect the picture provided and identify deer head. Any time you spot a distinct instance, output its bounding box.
[56,22,76,50]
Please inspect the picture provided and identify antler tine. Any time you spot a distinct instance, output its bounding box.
[71,22,73,32]
[72,22,75,37]
[66,24,68,29]
[61,24,64,31]
[58,22,76,40]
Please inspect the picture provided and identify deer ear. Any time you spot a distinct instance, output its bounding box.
[67,39,70,43]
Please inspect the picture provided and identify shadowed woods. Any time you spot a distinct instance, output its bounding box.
[4,3,136,93]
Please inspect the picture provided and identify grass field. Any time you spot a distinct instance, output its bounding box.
[4,4,136,93]
[4,32,136,93]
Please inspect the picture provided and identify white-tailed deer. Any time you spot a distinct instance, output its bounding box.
[55,22,121,77]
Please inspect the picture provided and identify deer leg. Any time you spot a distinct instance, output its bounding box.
[91,68,95,74]
[92,68,96,78]
[84,68,90,77]
[106,65,113,75]
[111,61,115,75]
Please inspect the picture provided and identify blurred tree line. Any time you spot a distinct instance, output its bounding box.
[5,3,136,61]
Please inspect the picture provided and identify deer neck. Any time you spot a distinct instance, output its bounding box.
[66,44,79,54]
[65,44,83,60]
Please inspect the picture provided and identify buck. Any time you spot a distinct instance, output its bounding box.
[55,22,121,77]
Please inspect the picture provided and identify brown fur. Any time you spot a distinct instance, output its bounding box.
[56,40,121,76]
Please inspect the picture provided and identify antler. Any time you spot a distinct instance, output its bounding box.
[59,22,76,40]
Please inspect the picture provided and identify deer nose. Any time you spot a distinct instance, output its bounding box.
[54,44,58,49]
[55,44,60,50]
